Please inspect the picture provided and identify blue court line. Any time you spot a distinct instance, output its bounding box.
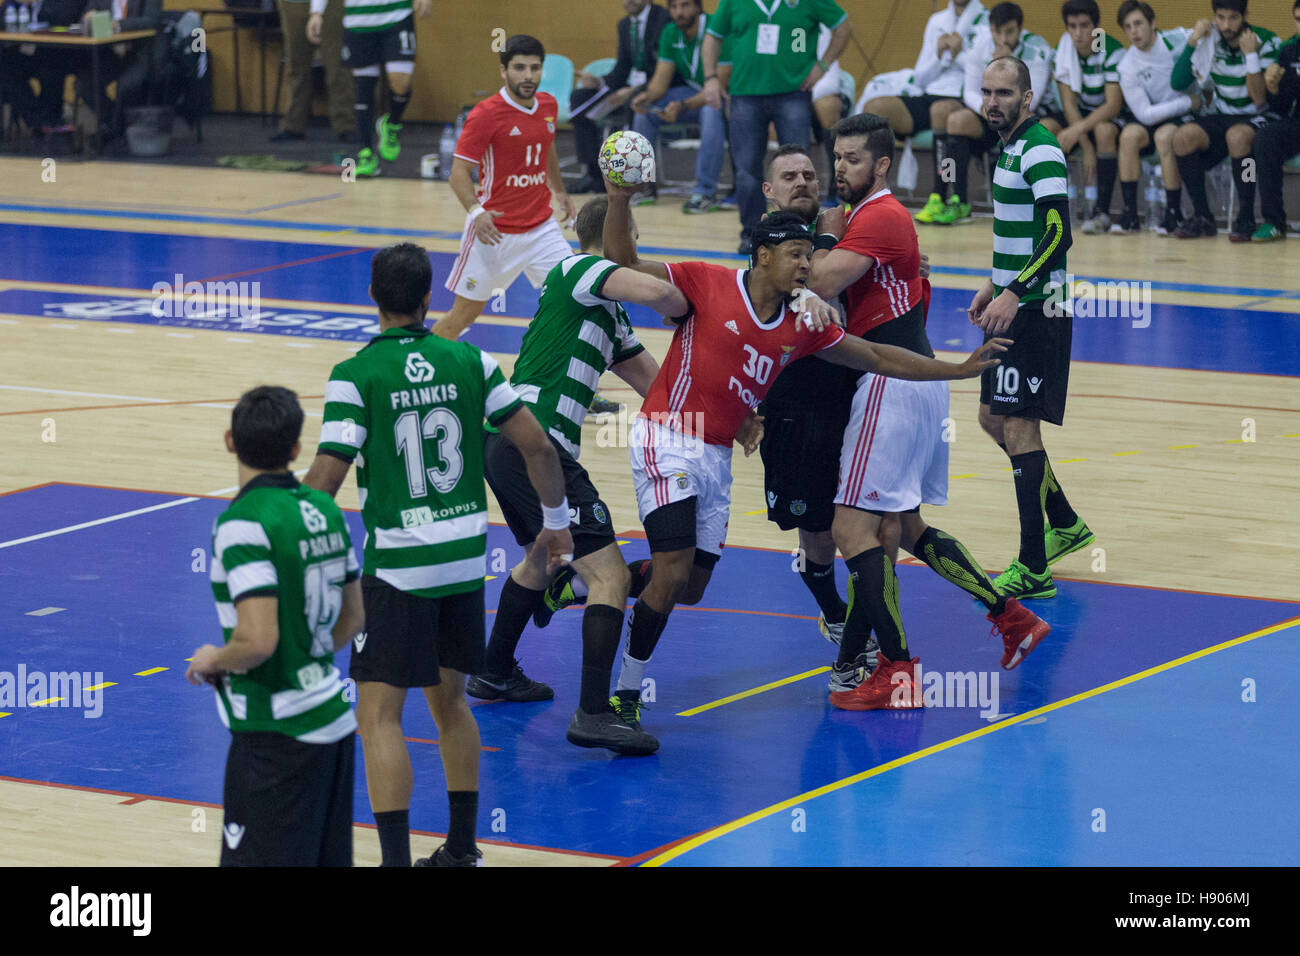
[5,200,1300,299]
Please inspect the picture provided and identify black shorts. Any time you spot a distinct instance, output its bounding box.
[1191,112,1276,167]
[1118,113,1192,155]
[979,303,1072,425]
[902,93,961,134]
[353,577,485,686]
[221,731,354,867]
[1035,105,1067,128]
[758,366,855,533]
[343,17,416,70]
[484,431,616,560]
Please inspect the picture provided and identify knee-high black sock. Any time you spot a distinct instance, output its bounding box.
[1236,155,1256,223]
[1177,151,1210,218]
[354,74,378,150]
[944,134,971,203]
[579,604,624,714]
[1120,179,1138,217]
[1041,456,1079,531]
[374,809,410,867]
[1096,154,1118,216]
[616,598,671,693]
[627,558,652,599]
[1010,451,1050,574]
[801,559,847,624]
[484,576,544,676]
[839,548,906,665]
[913,526,1004,614]
[1165,187,1181,216]
[446,791,477,859]
[388,89,409,124]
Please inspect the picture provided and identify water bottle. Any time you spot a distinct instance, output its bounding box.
[1067,182,1079,220]
[17,2,28,28]
[1144,166,1163,231]
[5,5,18,31]
[438,123,455,182]
[1084,183,1098,219]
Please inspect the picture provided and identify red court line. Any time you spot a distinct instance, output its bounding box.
[397,734,500,753]
[0,773,623,863]
[196,247,370,284]
[0,482,56,497]
[615,827,714,867]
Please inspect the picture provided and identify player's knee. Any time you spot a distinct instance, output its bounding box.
[1119,124,1144,148]
[1095,125,1118,151]
[948,109,979,137]
[1226,127,1254,155]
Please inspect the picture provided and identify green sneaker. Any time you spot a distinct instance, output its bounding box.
[610,689,644,731]
[1251,223,1284,242]
[993,560,1057,600]
[375,113,402,162]
[532,566,581,629]
[914,192,945,223]
[354,147,381,178]
[1044,518,1095,566]
[932,195,972,225]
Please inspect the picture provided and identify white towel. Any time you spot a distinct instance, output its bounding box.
[947,0,984,40]
[1190,25,1219,87]
[1054,32,1082,94]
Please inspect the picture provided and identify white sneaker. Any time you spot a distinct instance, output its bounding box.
[818,613,844,646]
[1081,212,1111,235]
[827,653,868,693]
[819,615,880,671]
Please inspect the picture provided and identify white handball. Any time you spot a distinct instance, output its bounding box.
[598,130,656,187]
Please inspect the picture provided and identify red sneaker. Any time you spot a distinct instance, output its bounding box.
[989,598,1051,670]
[830,654,925,711]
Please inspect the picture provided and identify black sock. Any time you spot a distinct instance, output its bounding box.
[913,526,1004,614]
[1235,155,1256,224]
[374,809,410,867]
[1177,151,1210,218]
[1120,179,1138,216]
[932,136,948,199]
[626,597,670,661]
[1165,187,1182,218]
[1009,451,1050,574]
[354,74,377,151]
[800,559,847,624]
[446,791,477,859]
[627,559,652,600]
[944,134,971,204]
[839,548,906,665]
[580,604,624,714]
[1096,154,1117,216]
[388,89,409,125]
[485,576,544,676]
[1041,457,1079,531]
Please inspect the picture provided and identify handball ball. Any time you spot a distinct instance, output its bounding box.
[598,130,656,187]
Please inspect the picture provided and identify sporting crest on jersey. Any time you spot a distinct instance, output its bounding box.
[789,499,806,516]
[592,502,608,525]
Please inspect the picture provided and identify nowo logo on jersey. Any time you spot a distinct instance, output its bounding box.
[506,171,548,188]
[299,500,328,533]
[404,353,436,383]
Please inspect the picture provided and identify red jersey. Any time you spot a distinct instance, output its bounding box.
[640,262,845,446]
[453,88,558,234]
[839,189,923,338]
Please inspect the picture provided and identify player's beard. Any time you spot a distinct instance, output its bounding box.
[782,192,821,224]
[986,100,1025,135]
[836,172,877,207]
[508,78,537,101]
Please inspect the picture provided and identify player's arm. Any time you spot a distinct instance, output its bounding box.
[1075,81,1123,130]
[610,350,660,397]
[601,181,671,282]
[547,143,577,228]
[1058,82,1084,126]
[303,452,352,499]
[808,248,874,300]
[495,406,575,570]
[977,195,1072,333]
[450,156,504,246]
[331,578,364,652]
[186,596,279,684]
[1236,28,1267,107]
[702,32,724,109]
[601,265,690,318]
[821,336,1009,380]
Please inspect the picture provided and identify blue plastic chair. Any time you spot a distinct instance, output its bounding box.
[582,58,617,79]
[540,54,575,123]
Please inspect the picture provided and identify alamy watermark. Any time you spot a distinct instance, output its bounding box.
[0,665,105,718]
[1043,273,1152,328]
[150,273,262,327]
[889,664,1002,718]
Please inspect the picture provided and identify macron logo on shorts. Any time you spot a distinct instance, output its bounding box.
[223,823,246,850]
[1028,377,1043,394]
[354,631,368,653]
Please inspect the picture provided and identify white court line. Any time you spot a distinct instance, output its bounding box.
[0,385,171,403]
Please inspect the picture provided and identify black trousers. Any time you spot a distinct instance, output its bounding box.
[1254,116,1300,230]
[569,86,632,176]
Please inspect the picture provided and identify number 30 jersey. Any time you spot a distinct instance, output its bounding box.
[639,261,845,447]
[318,324,523,598]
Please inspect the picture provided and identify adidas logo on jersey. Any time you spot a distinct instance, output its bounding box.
[725,319,739,335]
[509,126,522,136]
[223,823,246,850]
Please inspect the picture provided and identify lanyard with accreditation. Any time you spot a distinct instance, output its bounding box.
[753,0,783,56]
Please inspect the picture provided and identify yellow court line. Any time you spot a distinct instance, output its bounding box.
[0,713,10,719]
[1059,457,1088,463]
[134,667,168,677]
[743,509,765,516]
[951,473,977,479]
[1112,450,1142,456]
[83,682,117,692]
[643,613,1300,867]
[1168,444,1199,449]
[677,666,831,717]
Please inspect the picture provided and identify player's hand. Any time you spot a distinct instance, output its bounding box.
[1056,125,1080,155]
[919,251,931,279]
[1237,28,1260,56]
[602,170,644,199]
[306,12,322,44]
[736,411,764,457]
[412,0,432,18]
[815,204,846,240]
[632,91,651,113]
[993,39,1014,59]
[977,289,1020,334]
[800,63,826,92]
[703,76,723,110]
[1191,19,1213,45]
[957,338,1011,377]
[555,191,577,230]
[534,527,575,575]
[473,209,505,245]
[1188,88,1204,112]
[792,288,838,333]
[609,86,634,108]
[656,99,684,123]
[947,33,963,55]
[185,645,224,686]
[967,281,995,325]
[1264,63,1283,95]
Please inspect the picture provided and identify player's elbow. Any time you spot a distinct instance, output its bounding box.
[234,623,278,667]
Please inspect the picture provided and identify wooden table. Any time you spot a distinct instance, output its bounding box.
[0,28,158,155]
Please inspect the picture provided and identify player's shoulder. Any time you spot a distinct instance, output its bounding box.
[535,91,558,112]
[1103,31,1125,57]
[668,259,734,286]
[1021,31,1050,56]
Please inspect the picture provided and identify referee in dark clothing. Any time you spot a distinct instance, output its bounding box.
[1253,2,1300,242]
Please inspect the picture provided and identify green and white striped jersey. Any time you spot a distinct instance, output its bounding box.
[318,324,523,598]
[1076,32,1124,112]
[503,254,644,459]
[209,473,359,743]
[343,0,412,33]
[992,120,1068,302]
[1205,27,1281,116]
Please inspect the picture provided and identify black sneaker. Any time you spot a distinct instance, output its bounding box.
[532,566,579,629]
[1173,214,1216,239]
[1228,216,1256,243]
[609,689,645,731]
[1109,210,1140,234]
[566,706,659,755]
[466,660,554,702]
[1159,205,1183,236]
[414,844,483,867]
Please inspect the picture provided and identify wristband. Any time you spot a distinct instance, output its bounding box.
[541,498,571,530]
[704,74,718,82]
[468,204,486,221]
[1245,52,1261,75]
[816,59,829,72]
[814,232,839,252]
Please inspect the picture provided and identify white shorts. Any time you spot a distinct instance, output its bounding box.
[629,418,733,556]
[811,62,845,103]
[835,373,950,513]
[444,217,572,303]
